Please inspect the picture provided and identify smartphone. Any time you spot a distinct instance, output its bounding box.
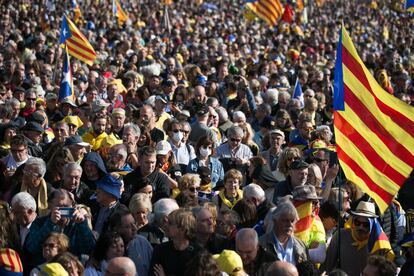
[59,207,75,218]
[329,151,339,168]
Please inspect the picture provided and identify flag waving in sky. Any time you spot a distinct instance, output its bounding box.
[333,26,414,213]
[112,0,129,26]
[59,15,96,66]
[245,0,284,26]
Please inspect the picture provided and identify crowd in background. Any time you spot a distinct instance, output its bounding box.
[0,0,413,275]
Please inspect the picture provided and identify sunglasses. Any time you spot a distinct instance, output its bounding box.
[26,98,37,101]
[353,219,370,229]
[172,129,182,133]
[181,130,190,134]
[231,138,242,142]
[189,186,201,192]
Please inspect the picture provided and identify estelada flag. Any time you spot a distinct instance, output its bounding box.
[333,26,414,213]
[112,0,129,26]
[59,15,96,66]
[245,0,284,26]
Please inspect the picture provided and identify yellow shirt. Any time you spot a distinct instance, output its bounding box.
[155,112,171,131]
[82,130,108,151]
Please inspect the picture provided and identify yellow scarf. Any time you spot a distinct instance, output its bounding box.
[347,217,369,250]
[218,189,243,209]
[21,178,48,217]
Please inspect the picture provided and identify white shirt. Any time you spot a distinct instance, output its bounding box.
[19,222,33,246]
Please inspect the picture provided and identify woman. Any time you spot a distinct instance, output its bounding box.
[275,147,302,181]
[0,200,19,250]
[81,152,108,190]
[235,122,259,156]
[176,173,201,197]
[170,85,189,116]
[0,123,18,158]
[18,157,53,216]
[212,169,243,212]
[45,147,75,185]
[150,208,204,276]
[129,193,152,231]
[307,163,323,197]
[84,231,125,276]
[187,135,224,189]
[53,252,84,276]
[274,109,295,143]
[30,233,70,275]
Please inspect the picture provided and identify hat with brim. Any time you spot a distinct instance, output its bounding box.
[60,98,77,107]
[23,122,44,133]
[212,250,243,275]
[292,185,322,201]
[179,110,191,118]
[288,159,309,170]
[96,174,122,199]
[64,135,90,147]
[156,140,172,155]
[63,116,83,128]
[350,201,378,218]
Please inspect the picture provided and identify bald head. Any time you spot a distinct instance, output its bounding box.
[105,257,136,276]
[266,261,298,276]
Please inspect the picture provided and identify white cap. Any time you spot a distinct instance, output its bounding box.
[155,140,172,155]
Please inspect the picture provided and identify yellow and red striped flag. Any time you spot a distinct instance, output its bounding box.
[112,0,128,26]
[59,15,96,66]
[333,26,414,213]
[245,0,284,26]
[293,200,313,244]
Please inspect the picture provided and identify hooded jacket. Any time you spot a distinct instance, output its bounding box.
[81,152,108,190]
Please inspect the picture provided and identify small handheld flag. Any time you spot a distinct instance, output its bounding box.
[59,47,74,102]
[293,77,304,108]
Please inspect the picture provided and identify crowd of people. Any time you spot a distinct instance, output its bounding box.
[0,0,413,275]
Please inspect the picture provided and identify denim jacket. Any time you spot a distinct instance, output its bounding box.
[187,157,224,188]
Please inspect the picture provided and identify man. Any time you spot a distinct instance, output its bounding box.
[64,135,90,164]
[251,103,271,132]
[273,159,309,204]
[107,143,133,175]
[216,209,240,240]
[322,201,380,275]
[186,85,208,115]
[111,108,126,139]
[139,198,179,247]
[216,125,253,173]
[167,119,195,171]
[107,79,126,111]
[266,261,299,276]
[260,129,285,172]
[57,162,92,205]
[154,94,171,130]
[193,206,230,254]
[82,114,108,151]
[44,93,59,119]
[91,98,110,116]
[92,174,126,236]
[1,134,29,171]
[215,106,233,137]
[288,117,313,151]
[236,228,276,276]
[188,104,213,145]
[105,257,137,276]
[22,121,43,157]
[138,104,164,143]
[19,89,37,120]
[108,208,153,276]
[25,189,96,266]
[362,255,397,276]
[123,146,175,204]
[259,200,309,265]
[10,192,37,272]
[122,123,140,169]
[243,184,270,223]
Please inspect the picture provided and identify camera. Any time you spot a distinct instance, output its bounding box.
[59,207,75,218]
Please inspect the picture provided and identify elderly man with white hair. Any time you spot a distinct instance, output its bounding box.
[58,162,93,205]
[236,228,276,275]
[259,200,309,265]
[138,198,179,247]
[243,184,271,223]
[122,123,141,168]
[11,192,37,247]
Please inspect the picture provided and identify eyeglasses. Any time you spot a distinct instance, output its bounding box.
[23,170,41,178]
[231,138,242,142]
[26,98,37,101]
[189,186,201,192]
[353,219,370,229]
[43,243,58,249]
[181,130,190,134]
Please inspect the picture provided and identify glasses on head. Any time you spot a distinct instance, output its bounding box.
[23,170,41,178]
[353,219,370,229]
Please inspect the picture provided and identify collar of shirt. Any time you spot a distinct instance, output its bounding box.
[273,233,295,264]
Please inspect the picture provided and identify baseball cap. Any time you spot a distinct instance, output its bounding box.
[64,135,90,147]
[156,140,172,155]
[213,250,243,275]
[92,99,110,113]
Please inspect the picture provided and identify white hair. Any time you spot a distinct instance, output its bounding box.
[236,228,259,246]
[124,123,141,138]
[233,111,246,122]
[153,198,179,224]
[11,192,36,211]
[243,184,266,202]
[273,200,298,222]
[63,162,83,177]
[25,157,46,177]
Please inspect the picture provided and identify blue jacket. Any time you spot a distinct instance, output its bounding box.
[187,157,224,188]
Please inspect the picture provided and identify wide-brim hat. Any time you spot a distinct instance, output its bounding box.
[350,201,378,218]
[292,185,322,201]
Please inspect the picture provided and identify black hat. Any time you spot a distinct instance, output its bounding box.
[196,104,209,116]
[288,159,309,170]
[23,122,44,133]
[251,164,278,187]
[28,112,46,125]
[64,135,90,147]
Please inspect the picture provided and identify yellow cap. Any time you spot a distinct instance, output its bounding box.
[109,78,128,94]
[213,250,243,275]
[63,115,83,128]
